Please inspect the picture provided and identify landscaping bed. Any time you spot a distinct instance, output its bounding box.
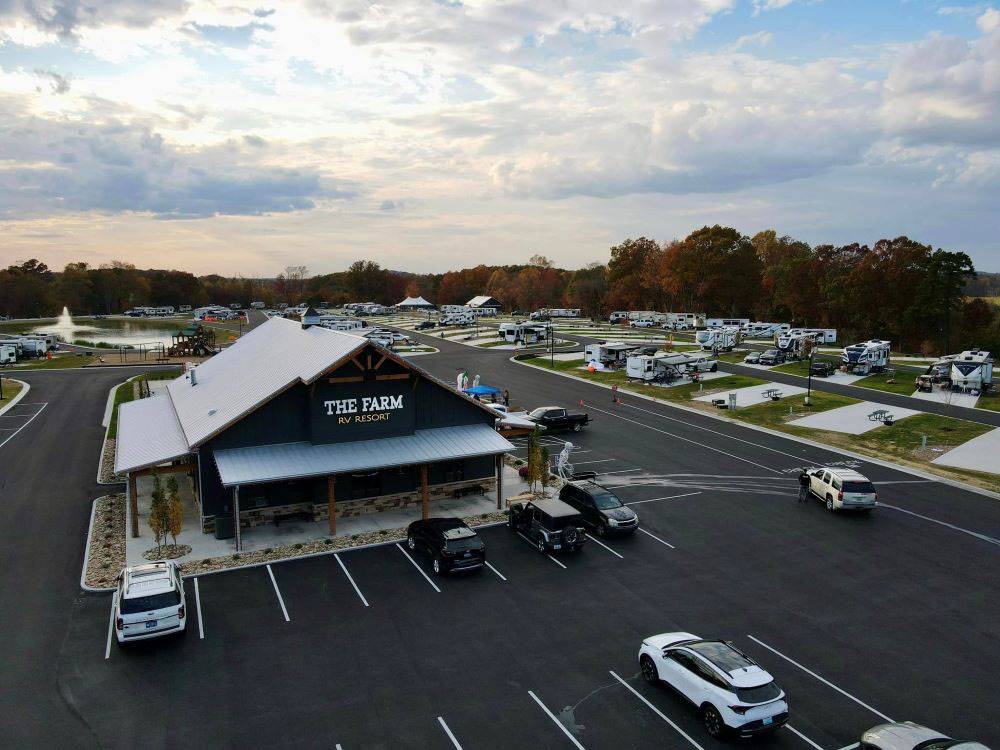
[85,494,127,590]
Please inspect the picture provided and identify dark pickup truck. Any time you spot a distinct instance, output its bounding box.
[526,406,589,433]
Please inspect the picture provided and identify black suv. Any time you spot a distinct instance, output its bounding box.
[559,480,638,536]
[509,497,586,553]
[406,518,485,574]
[758,349,786,366]
[809,360,835,377]
[415,321,436,330]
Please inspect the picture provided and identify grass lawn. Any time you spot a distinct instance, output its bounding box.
[1,378,25,403]
[729,392,859,430]
[975,390,1000,412]
[14,354,95,369]
[850,373,918,396]
[771,360,813,377]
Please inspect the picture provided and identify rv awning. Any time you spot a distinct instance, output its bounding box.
[115,395,191,474]
[212,424,514,487]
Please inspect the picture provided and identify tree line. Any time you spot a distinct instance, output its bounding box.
[2,225,997,353]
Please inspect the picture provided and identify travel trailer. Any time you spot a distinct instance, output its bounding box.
[745,322,790,338]
[498,322,548,345]
[440,305,473,315]
[530,308,581,320]
[627,311,668,323]
[919,350,994,393]
[695,326,742,352]
[317,315,364,332]
[776,330,822,358]
[609,311,629,323]
[250,301,265,309]
[787,327,837,344]
[178,305,192,313]
[626,352,718,382]
[584,342,645,369]
[667,312,705,328]
[440,312,475,326]
[705,317,750,329]
[0,343,16,365]
[842,339,891,375]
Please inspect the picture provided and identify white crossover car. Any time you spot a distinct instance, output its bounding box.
[861,722,991,750]
[115,561,187,643]
[638,633,788,738]
[807,467,878,512]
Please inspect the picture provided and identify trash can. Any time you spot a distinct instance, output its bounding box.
[214,514,235,540]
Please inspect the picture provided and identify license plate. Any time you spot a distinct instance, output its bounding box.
[145,620,158,629]
[762,717,772,726]
[553,544,561,550]
[463,552,471,558]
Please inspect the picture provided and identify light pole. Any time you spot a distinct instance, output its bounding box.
[549,323,554,369]
[805,349,814,407]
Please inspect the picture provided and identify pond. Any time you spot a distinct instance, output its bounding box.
[0,308,192,348]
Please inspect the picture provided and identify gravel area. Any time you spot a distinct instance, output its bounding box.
[142,543,193,561]
[85,494,126,589]
[98,437,123,483]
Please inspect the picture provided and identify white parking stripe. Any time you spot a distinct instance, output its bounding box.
[0,402,46,449]
[193,578,204,639]
[608,671,703,750]
[528,690,585,749]
[105,593,116,660]
[572,459,617,466]
[786,724,826,750]
[595,469,641,476]
[395,543,442,593]
[637,527,675,549]
[335,553,370,607]
[626,491,702,505]
[585,533,624,558]
[484,561,507,581]
[266,565,290,622]
[437,717,462,749]
[881,503,1000,547]
[746,635,893,722]
[837,743,860,750]
[586,403,783,474]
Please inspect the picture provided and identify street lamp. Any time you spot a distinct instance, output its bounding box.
[805,349,814,407]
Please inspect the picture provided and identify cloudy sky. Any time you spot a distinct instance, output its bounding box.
[1,0,998,275]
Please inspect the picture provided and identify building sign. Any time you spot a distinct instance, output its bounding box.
[310,379,415,444]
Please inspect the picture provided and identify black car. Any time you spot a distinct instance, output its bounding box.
[559,480,638,536]
[406,517,485,574]
[809,360,835,377]
[526,406,589,433]
[758,348,786,366]
[415,321,437,330]
[509,497,586,553]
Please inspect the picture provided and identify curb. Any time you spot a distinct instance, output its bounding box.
[81,497,112,592]
[0,378,29,416]
[511,356,1000,502]
[96,373,152,486]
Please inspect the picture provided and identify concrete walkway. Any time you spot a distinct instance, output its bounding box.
[789,400,922,434]
[932,427,1000,472]
[910,388,980,409]
[693,382,807,408]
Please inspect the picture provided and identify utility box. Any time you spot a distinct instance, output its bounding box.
[214,514,235,540]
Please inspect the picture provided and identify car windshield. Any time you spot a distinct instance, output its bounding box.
[735,682,782,704]
[843,481,876,493]
[764,349,779,356]
[529,408,551,418]
[120,590,180,614]
[592,492,623,510]
[687,641,754,672]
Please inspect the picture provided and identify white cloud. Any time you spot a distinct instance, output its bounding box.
[978,7,1000,32]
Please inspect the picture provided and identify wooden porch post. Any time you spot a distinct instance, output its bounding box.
[234,485,241,552]
[129,472,139,538]
[327,475,337,535]
[420,464,429,520]
[496,454,503,510]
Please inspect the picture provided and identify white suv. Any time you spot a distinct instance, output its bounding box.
[807,467,878,512]
[630,319,657,328]
[638,633,788,738]
[115,561,187,643]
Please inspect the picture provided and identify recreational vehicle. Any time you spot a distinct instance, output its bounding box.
[584,342,644,369]
[695,326,741,352]
[776,330,822,358]
[440,305,473,315]
[745,322,790,338]
[627,311,668,323]
[318,316,364,332]
[842,339,891,375]
[530,308,581,320]
[609,311,629,323]
[626,352,718,382]
[787,327,837,344]
[0,343,16,365]
[948,350,993,392]
[440,312,474,326]
[705,317,750,329]
[499,322,548,345]
[667,312,705,328]
[250,301,265,310]
[178,305,192,313]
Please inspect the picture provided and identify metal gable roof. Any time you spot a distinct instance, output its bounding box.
[213,424,513,486]
[166,317,367,449]
[114,394,191,474]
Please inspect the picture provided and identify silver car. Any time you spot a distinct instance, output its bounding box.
[861,722,991,750]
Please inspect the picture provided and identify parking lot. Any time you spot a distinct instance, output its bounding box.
[62,415,999,749]
[0,400,47,449]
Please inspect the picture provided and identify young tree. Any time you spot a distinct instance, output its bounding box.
[526,427,543,493]
[166,475,184,547]
[539,445,551,494]
[148,473,169,556]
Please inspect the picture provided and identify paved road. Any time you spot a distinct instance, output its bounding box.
[2,337,998,747]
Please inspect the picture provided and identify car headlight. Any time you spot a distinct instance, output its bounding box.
[607,518,619,527]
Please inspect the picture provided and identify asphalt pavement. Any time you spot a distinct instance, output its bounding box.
[1,336,998,748]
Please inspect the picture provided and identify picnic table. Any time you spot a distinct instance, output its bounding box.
[868,409,895,426]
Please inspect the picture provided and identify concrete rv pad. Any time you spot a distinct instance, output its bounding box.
[693,381,807,407]
[931,427,1000,472]
[910,388,981,409]
[789,400,923,434]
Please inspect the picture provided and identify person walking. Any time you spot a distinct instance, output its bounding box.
[797,469,811,503]
[502,389,510,407]
[611,384,619,404]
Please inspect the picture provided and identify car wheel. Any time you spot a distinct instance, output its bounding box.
[639,655,658,684]
[826,496,835,511]
[596,521,607,537]
[432,557,443,575]
[572,423,582,433]
[407,536,416,551]
[710,364,718,372]
[702,705,725,738]
[536,536,547,553]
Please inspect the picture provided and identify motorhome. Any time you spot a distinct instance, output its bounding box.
[787,327,837,344]
[584,342,644,369]
[776,330,822,358]
[705,317,750,329]
[842,339,891,375]
[948,350,993,392]
[499,322,548,345]
[694,326,741,352]
[745,322,790,338]
[1,343,16,365]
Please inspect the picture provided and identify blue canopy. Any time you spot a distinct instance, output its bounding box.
[464,385,501,396]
